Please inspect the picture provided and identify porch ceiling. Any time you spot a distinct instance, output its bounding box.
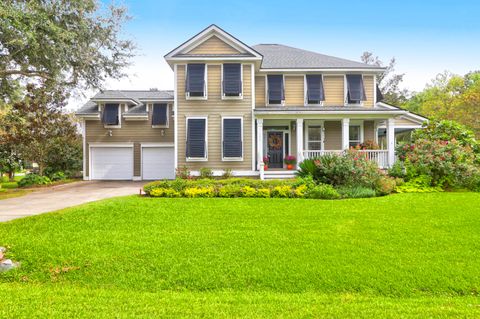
[254,107,405,119]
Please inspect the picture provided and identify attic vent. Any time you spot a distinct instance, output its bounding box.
[149,88,159,91]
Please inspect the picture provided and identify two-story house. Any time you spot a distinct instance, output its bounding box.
[76,25,426,180]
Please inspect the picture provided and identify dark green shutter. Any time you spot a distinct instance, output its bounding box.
[223,118,242,158]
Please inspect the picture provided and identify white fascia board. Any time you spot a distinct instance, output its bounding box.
[75,113,100,119]
[254,110,406,115]
[258,68,385,73]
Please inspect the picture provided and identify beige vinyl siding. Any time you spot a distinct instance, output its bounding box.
[364,120,375,141]
[395,117,422,127]
[363,75,374,107]
[324,121,342,150]
[255,76,266,106]
[285,76,304,106]
[186,35,243,55]
[323,76,344,106]
[85,104,174,176]
[176,64,253,170]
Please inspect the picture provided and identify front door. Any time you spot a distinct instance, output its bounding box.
[267,131,284,168]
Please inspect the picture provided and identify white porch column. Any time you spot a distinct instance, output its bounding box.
[296,118,304,168]
[341,118,350,150]
[387,118,395,167]
[256,118,264,170]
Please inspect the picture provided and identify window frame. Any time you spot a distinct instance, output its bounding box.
[344,74,365,106]
[221,116,243,161]
[185,64,208,100]
[304,74,325,106]
[266,74,285,106]
[348,121,364,148]
[151,103,169,128]
[185,116,208,161]
[306,124,324,151]
[221,63,243,100]
[102,103,122,129]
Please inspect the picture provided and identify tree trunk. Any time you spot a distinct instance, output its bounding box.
[8,170,14,182]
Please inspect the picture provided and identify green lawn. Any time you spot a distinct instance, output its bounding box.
[1,193,480,318]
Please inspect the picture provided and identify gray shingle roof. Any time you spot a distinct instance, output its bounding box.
[76,90,174,115]
[252,44,383,69]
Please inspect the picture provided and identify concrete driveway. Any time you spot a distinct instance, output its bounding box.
[0,181,146,222]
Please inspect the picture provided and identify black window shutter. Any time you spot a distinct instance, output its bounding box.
[102,104,119,125]
[223,64,242,96]
[306,75,325,103]
[346,74,366,103]
[152,104,167,126]
[223,118,242,158]
[186,64,205,96]
[268,75,284,104]
[186,119,206,158]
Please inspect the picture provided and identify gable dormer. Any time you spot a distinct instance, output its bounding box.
[164,24,263,67]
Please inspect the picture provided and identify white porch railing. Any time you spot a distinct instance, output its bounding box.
[302,150,389,169]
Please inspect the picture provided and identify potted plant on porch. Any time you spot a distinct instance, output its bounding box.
[284,155,296,170]
[262,156,270,170]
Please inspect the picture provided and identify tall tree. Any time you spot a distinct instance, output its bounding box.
[0,0,135,103]
[0,85,80,176]
[361,52,409,105]
[403,71,480,137]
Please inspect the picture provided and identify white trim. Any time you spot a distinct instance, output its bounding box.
[221,116,244,161]
[151,103,170,128]
[76,114,100,119]
[373,75,377,105]
[254,110,406,116]
[258,68,385,73]
[221,63,244,100]
[185,64,208,100]
[88,142,134,147]
[91,98,140,106]
[81,119,87,180]
[132,176,142,181]
[185,116,208,162]
[164,25,263,60]
[189,170,260,177]
[174,64,178,170]
[304,74,325,106]
[251,63,256,171]
[141,143,175,147]
[266,74,285,106]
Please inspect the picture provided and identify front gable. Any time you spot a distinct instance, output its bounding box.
[165,24,263,63]
[186,35,244,55]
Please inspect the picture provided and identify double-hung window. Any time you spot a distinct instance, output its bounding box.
[222,118,242,160]
[152,103,168,127]
[267,75,284,105]
[223,63,242,97]
[102,103,120,127]
[305,75,325,105]
[186,64,206,98]
[346,74,366,104]
[186,118,207,160]
[349,125,361,148]
[307,126,322,150]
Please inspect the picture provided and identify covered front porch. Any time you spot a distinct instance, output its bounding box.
[255,116,399,179]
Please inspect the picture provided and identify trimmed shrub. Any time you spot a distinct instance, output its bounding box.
[257,188,271,198]
[183,186,215,198]
[305,184,340,200]
[375,176,397,196]
[271,185,293,198]
[395,175,443,193]
[240,186,257,197]
[294,184,308,197]
[150,188,181,198]
[18,174,51,188]
[218,185,242,198]
[199,168,213,179]
[222,168,233,179]
[337,186,376,198]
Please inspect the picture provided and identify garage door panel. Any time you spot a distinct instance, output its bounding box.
[91,147,133,180]
[142,147,175,180]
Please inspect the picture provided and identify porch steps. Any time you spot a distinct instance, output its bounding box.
[262,170,296,180]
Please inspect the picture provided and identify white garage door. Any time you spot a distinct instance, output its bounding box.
[91,147,133,180]
[142,147,175,180]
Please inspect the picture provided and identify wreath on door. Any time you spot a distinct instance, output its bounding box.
[268,134,282,150]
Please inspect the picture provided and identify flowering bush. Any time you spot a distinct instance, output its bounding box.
[356,140,380,150]
[183,187,215,198]
[396,138,479,189]
[149,188,181,198]
[262,156,270,165]
[284,155,296,165]
[305,184,340,199]
[298,151,383,188]
[271,185,294,198]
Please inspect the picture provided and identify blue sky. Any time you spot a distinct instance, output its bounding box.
[100,0,480,94]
